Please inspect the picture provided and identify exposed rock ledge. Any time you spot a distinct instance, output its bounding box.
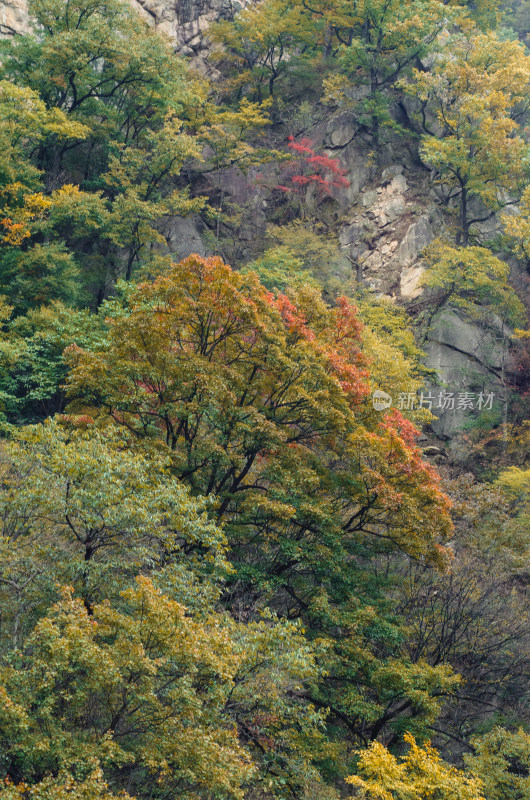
[0,0,240,68]
[0,0,30,36]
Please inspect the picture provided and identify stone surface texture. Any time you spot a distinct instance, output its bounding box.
[423,311,508,438]
[0,0,239,68]
[0,0,29,35]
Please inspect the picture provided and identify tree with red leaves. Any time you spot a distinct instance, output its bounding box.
[276,136,349,217]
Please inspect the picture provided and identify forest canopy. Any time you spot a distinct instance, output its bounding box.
[0,0,528,798]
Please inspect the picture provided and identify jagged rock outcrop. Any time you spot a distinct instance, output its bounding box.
[320,111,511,440]
[0,0,29,35]
[0,0,240,68]
[132,0,241,69]
[320,112,441,299]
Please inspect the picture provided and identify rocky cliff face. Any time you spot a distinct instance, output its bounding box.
[0,0,29,35]
[131,0,240,69]
[0,0,237,67]
[318,111,511,440]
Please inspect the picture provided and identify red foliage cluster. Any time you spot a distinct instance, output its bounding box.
[277,136,350,197]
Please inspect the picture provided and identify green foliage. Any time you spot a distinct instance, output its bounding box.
[242,246,319,292]
[0,80,88,194]
[0,1,205,303]
[0,419,228,631]
[0,578,254,800]
[420,241,526,327]
[265,224,353,296]
[0,418,330,797]
[492,467,530,564]
[0,302,106,423]
[0,0,528,797]
[210,0,318,100]
[503,186,530,262]
[323,0,449,142]
[465,728,530,800]
[4,0,196,130]
[63,253,456,754]
[0,767,133,800]
[356,296,433,424]
[0,81,89,311]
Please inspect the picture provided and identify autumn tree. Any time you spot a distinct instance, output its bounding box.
[465,728,530,800]
[347,733,484,800]
[210,0,318,100]
[419,241,525,329]
[64,254,456,751]
[504,185,530,264]
[404,31,530,244]
[0,579,254,799]
[0,417,333,797]
[274,136,349,219]
[0,419,228,631]
[0,81,89,311]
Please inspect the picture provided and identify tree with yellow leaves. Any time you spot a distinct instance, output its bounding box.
[347,733,484,800]
[0,81,88,311]
[0,578,255,800]
[0,417,331,799]
[210,0,318,99]
[323,0,450,142]
[63,253,459,757]
[465,727,530,800]
[504,185,530,263]
[419,241,525,329]
[404,32,530,245]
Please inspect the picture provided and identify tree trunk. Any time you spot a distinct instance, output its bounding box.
[458,185,469,245]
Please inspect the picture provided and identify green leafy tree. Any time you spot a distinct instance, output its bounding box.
[0,81,89,311]
[0,579,254,800]
[0,301,107,424]
[0,414,335,798]
[0,0,207,301]
[1,0,281,303]
[323,0,449,142]
[504,185,530,264]
[264,224,352,296]
[2,0,197,175]
[404,31,530,244]
[242,246,319,292]
[465,728,530,800]
[420,242,526,329]
[210,0,318,100]
[0,419,229,637]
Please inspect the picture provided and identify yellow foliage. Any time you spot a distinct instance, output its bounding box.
[503,185,530,261]
[347,734,484,800]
